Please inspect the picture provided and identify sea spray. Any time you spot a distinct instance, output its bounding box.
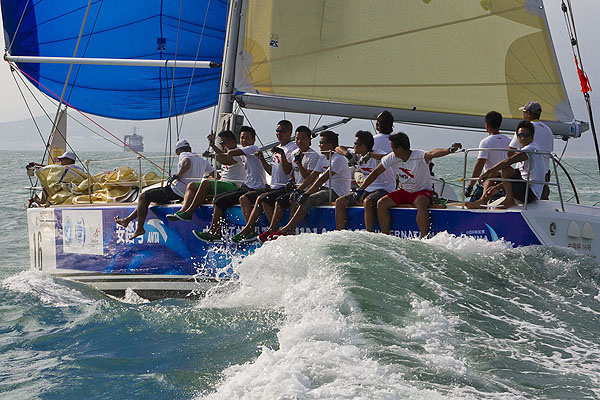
[196,231,600,399]
[2,225,600,398]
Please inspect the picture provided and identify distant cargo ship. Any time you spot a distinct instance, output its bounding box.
[123,128,144,152]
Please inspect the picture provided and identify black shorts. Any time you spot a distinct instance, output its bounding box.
[275,192,293,209]
[214,185,251,210]
[259,187,289,207]
[511,170,537,203]
[241,187,271,204]
[143,185,182,204]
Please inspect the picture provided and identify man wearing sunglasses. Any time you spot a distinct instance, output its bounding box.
[231,120,298,243]
[469,120,545,209]
[334,130,396,231]
[270,130,351,238]
[509,101,553,199]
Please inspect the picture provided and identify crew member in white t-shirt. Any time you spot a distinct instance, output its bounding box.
[373,110,394,154]
[232,120,298,243]
[335,130,396,231]
[509,101,553,199]
[166,129,243,221]
[469,120,545,209]
[466,111,511,200]
[194,126,267,242]
[358,132,462,238]
[115,139,211,239]
[257,126,320,242]
[271,130,351,238]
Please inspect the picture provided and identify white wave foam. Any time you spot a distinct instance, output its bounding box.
[424,231,513,255]
[197,233,462,399]
[2,270,97,307]
[106,287,151,304]
[403,298,466,375]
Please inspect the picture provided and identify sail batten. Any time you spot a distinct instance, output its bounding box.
[237,0,577,128]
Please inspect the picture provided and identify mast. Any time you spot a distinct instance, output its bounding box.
[215,0,244,134]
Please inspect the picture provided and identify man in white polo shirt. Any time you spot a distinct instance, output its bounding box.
[472,120,546,209]
[509,101,553,199]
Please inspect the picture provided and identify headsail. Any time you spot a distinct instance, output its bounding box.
[236,0,582,135]
[2,0,228,120]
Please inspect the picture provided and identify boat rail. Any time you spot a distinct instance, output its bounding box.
[460,148,572,211]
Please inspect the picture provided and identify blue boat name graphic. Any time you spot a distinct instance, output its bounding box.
[115,222,144,245]
[460,224,499,241]
[484,224,500,241]
[145,219,168,243]
[390,230,421,239]
[114,219,168,245]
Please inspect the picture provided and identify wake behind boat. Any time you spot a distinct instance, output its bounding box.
[3,0,599,298]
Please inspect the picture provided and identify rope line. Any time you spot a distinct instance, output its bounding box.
[7,60,173,177]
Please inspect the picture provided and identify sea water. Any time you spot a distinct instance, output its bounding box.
[1,151,600,399]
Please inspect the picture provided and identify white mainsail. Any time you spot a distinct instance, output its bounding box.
[234,0,581,135]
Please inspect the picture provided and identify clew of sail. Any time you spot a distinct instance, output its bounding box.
[235,0,584,136]
[1,0,228,120]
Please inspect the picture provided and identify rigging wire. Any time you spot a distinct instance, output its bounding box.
[161,0,185,178]
[8,61,173,176]
[65,0,104,105]
[180,0,214,135]
[561,1,598,176]
[310,115,323,131]
[558,139,569,161]
[5,0,30,54]
[10,69,50,152]
[556,158,600,184]
[11,65,83,170]
[235,103,267,148]
[12,64,135,153]
[46,0,93,167]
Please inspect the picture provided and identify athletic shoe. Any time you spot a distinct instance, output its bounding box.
[269,230,289,240]
[258,231,271,243]
[231,231,259,244]
[193,230,222,242]
[166,211,191,221]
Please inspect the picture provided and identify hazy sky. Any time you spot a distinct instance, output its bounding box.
[1,1,599,155]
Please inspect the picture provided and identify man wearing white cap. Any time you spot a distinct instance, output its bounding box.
[509,101,553,199]
[27,150,84,172]
[115,139,213,239]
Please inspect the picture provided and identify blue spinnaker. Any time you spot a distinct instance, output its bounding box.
[1,0,227,120]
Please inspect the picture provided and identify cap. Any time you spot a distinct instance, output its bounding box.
[57,150,76,161]
[519,101,542,113]
[175,139,190,150]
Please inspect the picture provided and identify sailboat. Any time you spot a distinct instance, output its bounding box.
[4,0,599,299]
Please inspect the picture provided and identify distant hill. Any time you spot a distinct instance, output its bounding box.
[0,110,597,157]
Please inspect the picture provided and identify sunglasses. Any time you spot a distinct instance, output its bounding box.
[353,141,363,146]
[275,129,288,133]
[517,132,532,138]
[319,141,328,145]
